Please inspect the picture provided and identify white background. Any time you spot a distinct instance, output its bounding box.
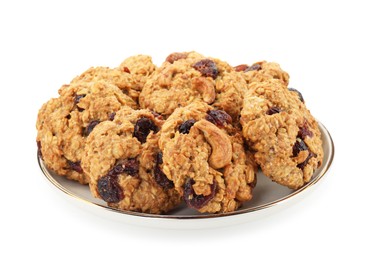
[1,0,370,259]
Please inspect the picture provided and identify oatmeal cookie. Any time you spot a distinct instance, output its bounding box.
[234,61,290,86]
[240,80,323,189]
[139,51,247,119]
[36,81,137,184]
[81,107,181,214]
[159,101,257,213]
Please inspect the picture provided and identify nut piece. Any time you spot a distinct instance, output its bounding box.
[193,119,232,169]
[191,77,216,104]
[165,52,188,63]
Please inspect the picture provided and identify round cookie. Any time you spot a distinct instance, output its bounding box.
[36,81,137,184]
[159,101,257,213]
[139,51,247,119]
[81,106,181,214]
[234,61,290,86]
[240,80,323,189]
[118,54,157,87]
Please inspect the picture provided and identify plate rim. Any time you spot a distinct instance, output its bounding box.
[38,121,334,220]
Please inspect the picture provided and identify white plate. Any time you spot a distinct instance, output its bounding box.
[38,122,334,229]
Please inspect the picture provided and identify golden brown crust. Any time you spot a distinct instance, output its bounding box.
[36,81,137,184]
[139,51,247,119]
[159,101,256,213]
[240,80,323,189]
[81,107,181,214]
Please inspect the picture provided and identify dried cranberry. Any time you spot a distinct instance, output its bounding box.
[74,94,86,112]
[156,152,163,164]
[292,138,308,157]
[245,63,262,72]
[206,110,232,127]
[74,94,86,104]
[297,152,315,170]
[122,67,130,73]
[165,52,188,63]
[298,124,313,139]
[293,124,316,170]
[122,158,139,176]
[154,167,174,190]
[84,120,100,136]
[193,59,219,79]
[266,107,281,115]
[133,117,158,143]
[234,64,248,72]
[97,174,123,203]
[179,119,196,134]
[154,153,174,190]
[183,179,217,209]
[109,158,139,177]
[67,160,83,173]
[110,164,125,174]
[108,112,116,121]
[37,141,42,158]
[288,88,305,103]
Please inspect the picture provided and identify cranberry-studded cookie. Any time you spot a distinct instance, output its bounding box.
[118,54,157,87]
[36,81,137,184]
[139,51,247,119]
[81,107,181,214]
[240,80,323,189]
[158,101,257,213]
[234,61,290,86]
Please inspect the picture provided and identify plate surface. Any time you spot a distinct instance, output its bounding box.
[38,122,334,229]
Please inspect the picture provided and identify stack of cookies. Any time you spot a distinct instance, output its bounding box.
[36,52,323,214]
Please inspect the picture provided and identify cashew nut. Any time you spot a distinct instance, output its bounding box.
[194,119,232,169]
[191,77,216,104]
